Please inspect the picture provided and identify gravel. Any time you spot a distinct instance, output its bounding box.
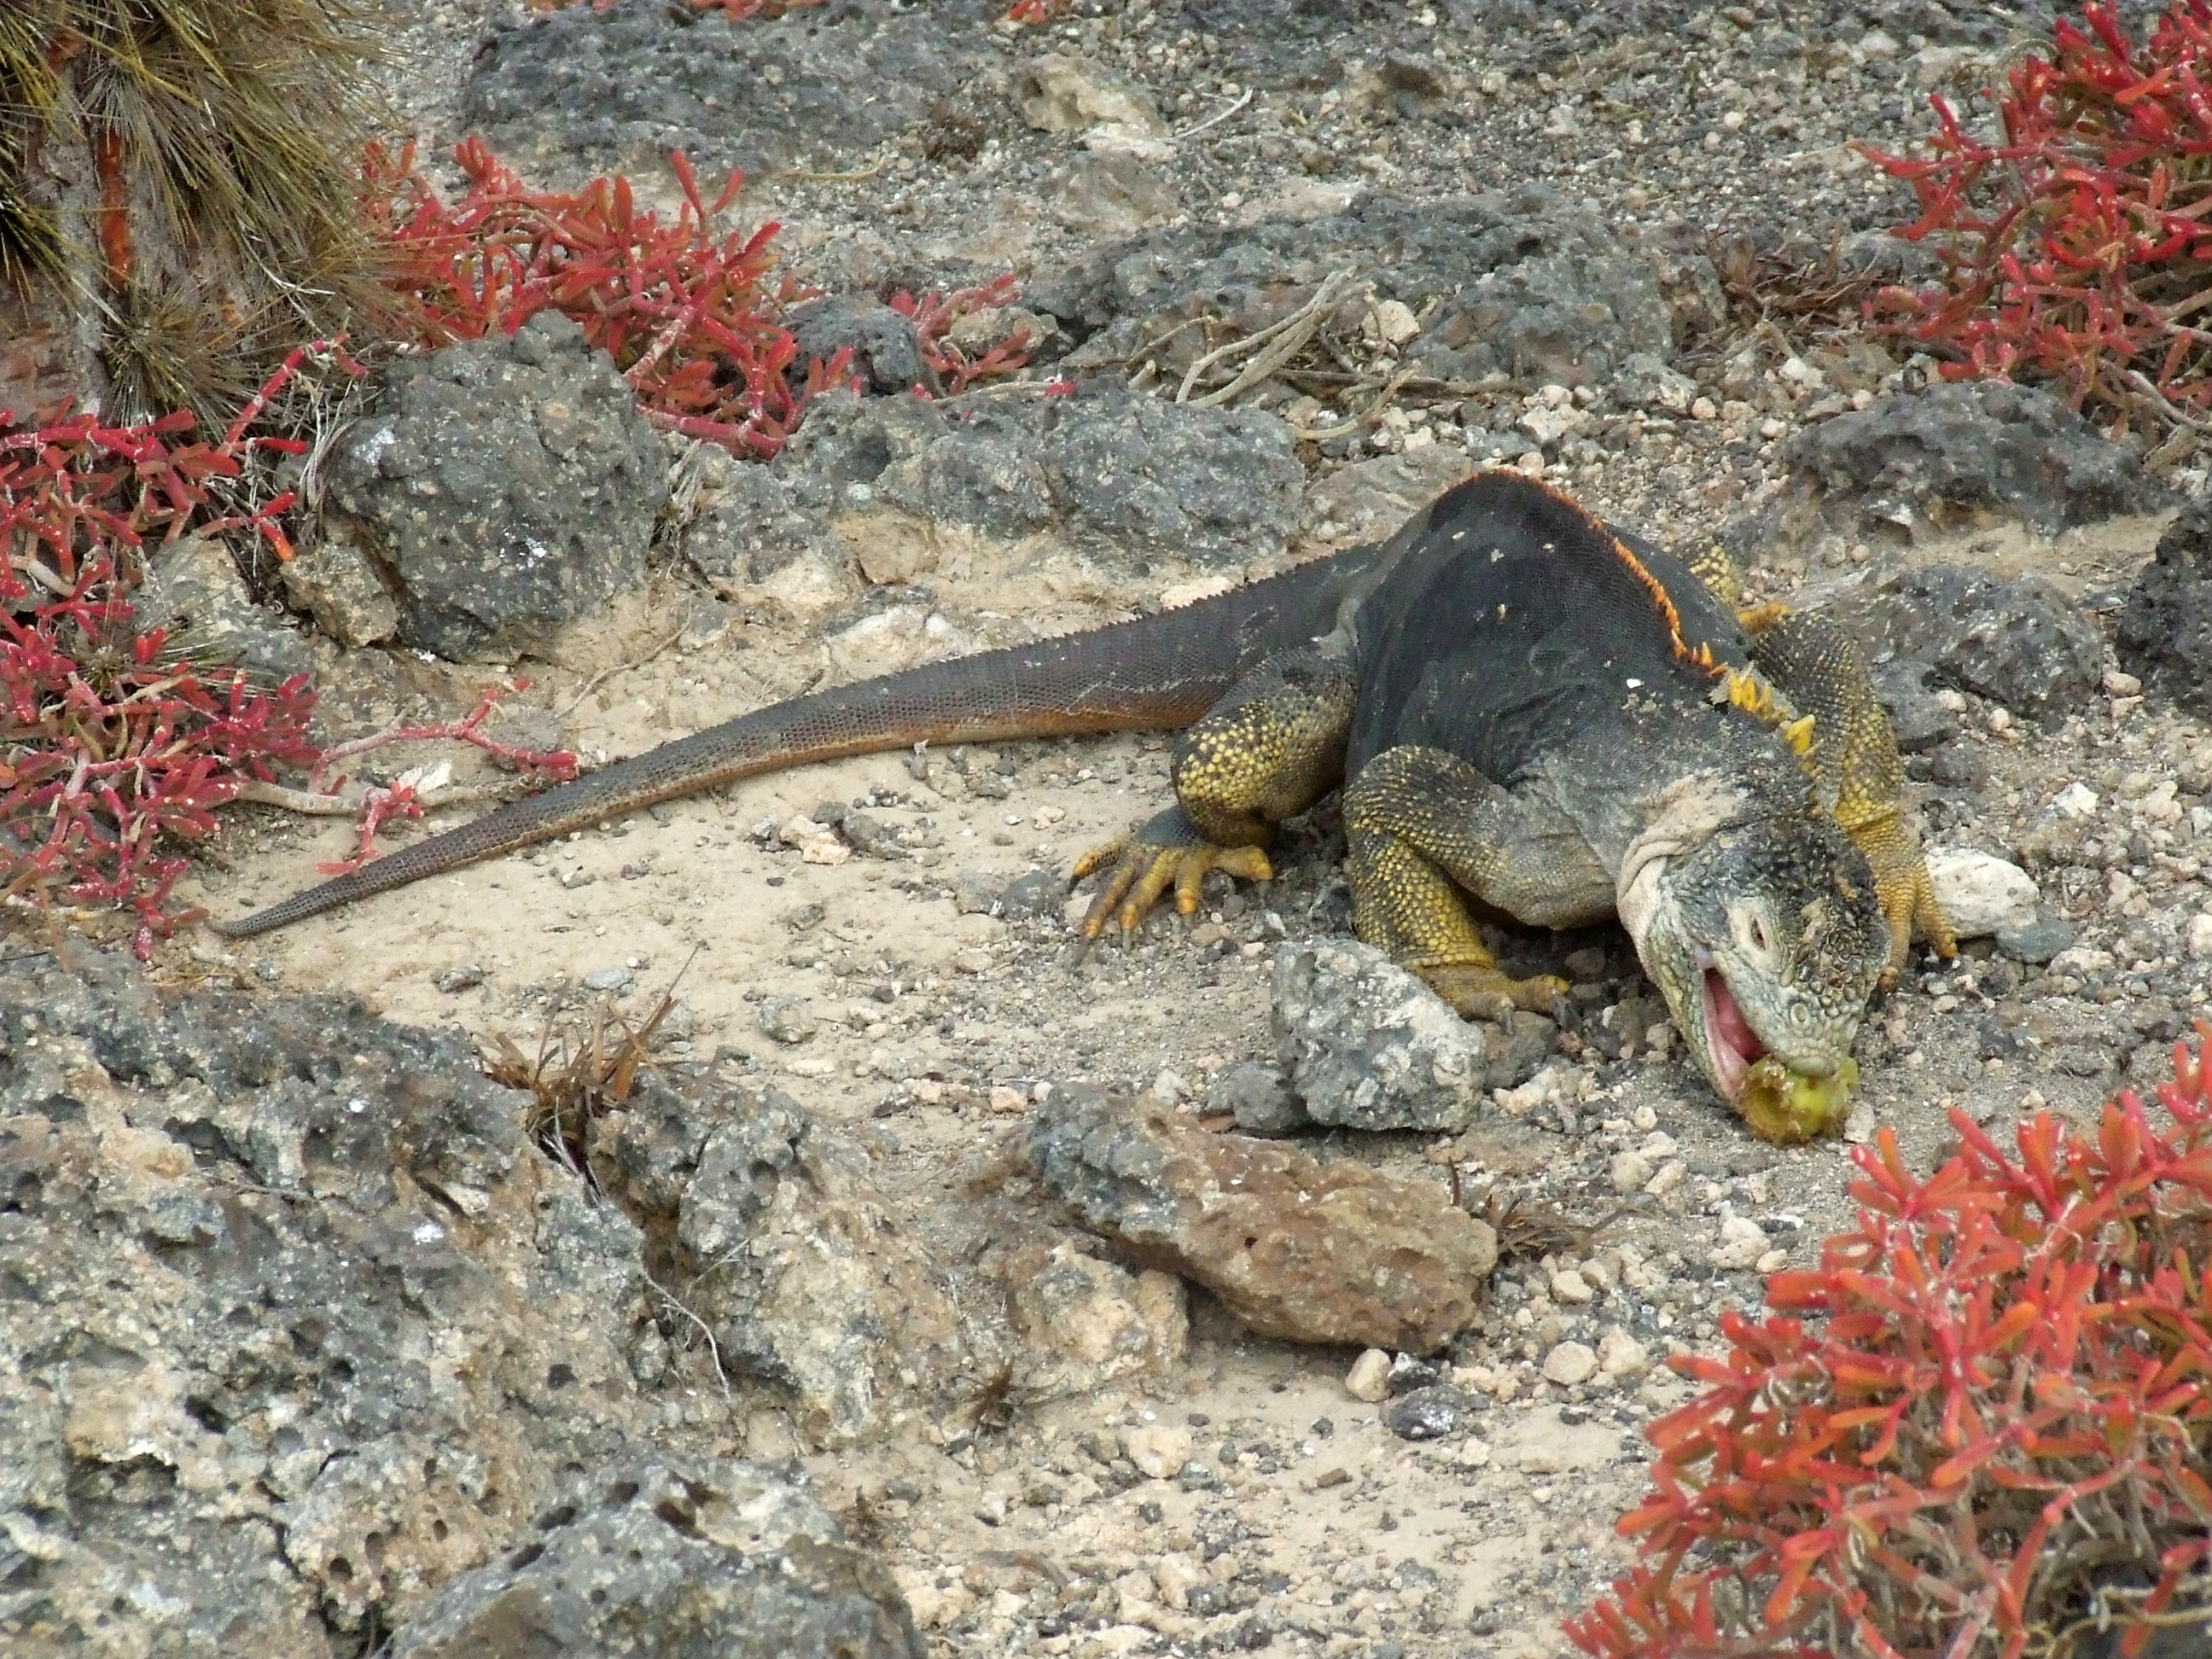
[70,0,2212,1653]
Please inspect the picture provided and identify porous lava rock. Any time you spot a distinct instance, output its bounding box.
[1272,938,1555,1131]
[322,310,667,661]
[2118,497,2212,719]
[381,1457,923,1659]
[1780,380,2167,539]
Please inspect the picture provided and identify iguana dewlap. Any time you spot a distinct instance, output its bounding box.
[217,470,1953,1138]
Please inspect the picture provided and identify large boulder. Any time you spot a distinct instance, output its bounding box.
[1804,562,2104,724]
[1027,1083,1498,1353]
[459,0,991,183]
[1272,938,1554,1131]
[382,1457,923,1659]
[322,311,667,661]
[1779,380,2167,541]
[586,1074,977,1447]
[0,952,655,1650]
[1030,185,1680,391]
[2118,497,2212,718]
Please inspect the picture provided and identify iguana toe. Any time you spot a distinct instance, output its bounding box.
[1844,811,1959,989]
[1072,809,1273,943]
[1410,959,1570,1021]
[1875,862,1958,990]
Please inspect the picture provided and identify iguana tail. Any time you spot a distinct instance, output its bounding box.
[212,550,1374,938]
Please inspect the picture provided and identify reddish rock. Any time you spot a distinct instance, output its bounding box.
[1025,1085,1496,1353]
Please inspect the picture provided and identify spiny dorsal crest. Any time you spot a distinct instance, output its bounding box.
[1711,664,1818,759]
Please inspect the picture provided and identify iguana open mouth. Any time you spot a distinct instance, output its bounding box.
[1699,963,1767,1100]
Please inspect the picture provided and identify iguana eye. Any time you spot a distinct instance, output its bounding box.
[1729,901,1778,966]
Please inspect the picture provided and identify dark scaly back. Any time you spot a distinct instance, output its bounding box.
[1346,470,1755,783]
[214,546,1382,938]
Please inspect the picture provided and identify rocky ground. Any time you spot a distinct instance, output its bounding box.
[8,0,2212,1656]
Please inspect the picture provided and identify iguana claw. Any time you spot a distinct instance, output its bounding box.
[1071,809,1273,945]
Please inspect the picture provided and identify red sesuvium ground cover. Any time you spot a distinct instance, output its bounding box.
[3,124,1038,941]
[1569,1024,2212,1659]
[0,347,338,953]
[1870,1,2212,431]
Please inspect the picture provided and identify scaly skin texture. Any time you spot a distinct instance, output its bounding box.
[218,471,1950,1136]
[1080,472,1948,1132]
[213,547,1385,937]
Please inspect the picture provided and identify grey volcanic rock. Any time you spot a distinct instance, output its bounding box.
[1782,381,2167,539]
[1808,563,2104,722]
[773,384,1304,569]
[324,311,667,661]
[1027,1083,1498,1352]
[788,294,934,397]
[139,534,315,684]
[382,1457,923,1659]
[1206,1058,1307,1135]
[460,0,992,183]
[1032,186,1677,390]
[678,450,859,614]
[0,952,652,1651]
[1867,657,1959,753]
[1272,938,1554,1131]
[587,1076,974,1446]
[2118,498,2212,718]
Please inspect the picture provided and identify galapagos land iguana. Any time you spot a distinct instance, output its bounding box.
[217,469,1955,1139]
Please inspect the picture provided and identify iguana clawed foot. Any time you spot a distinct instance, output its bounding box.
[1406,957,1571,1022]
[1852,812,1959,990]
[1071,809,1273,943]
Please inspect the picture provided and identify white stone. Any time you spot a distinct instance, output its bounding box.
[1711,1215,1769,1271]
[1369,299,1420,346]
[2187,912,2212,963]
[1124,1423,1193,1480]
[2052,782,2100,819]
[1550,1269,1594,1305]
[2048,946,2116,979]
[1344,1348,1392,1402]
[1596,1328,1650,1380]
[1925,848,2040,939]
[1518,404,1588,445]
[1608,1151,1655,1194]
[1541,1342,1598,1386]
[1644,1160,1687,1197]
[2103,669,2143,697]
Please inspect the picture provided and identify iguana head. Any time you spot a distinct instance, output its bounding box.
[1624,813,1889,1139]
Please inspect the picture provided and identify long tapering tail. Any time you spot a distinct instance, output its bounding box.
[212,550,1371,938]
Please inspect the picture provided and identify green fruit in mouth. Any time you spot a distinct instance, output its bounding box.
[1738,1057,1860,1145]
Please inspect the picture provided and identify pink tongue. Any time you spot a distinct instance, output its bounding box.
[1708,973,1767,1063]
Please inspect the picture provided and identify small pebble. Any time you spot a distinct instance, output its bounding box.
[1608,1151,1655,1194]
[1541,1342,1598,1387]
[757,996,818,1045]
[2186,911,2212,963]
[1596,1329,1650,1380]
[1345,1348,1391,1402]
[1382,1384,1472,1440]
[1712,1215,1768,1271]
[434,963,486,993]
[1125,1424,1193,1480]
[1385,1353,1444,1396]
